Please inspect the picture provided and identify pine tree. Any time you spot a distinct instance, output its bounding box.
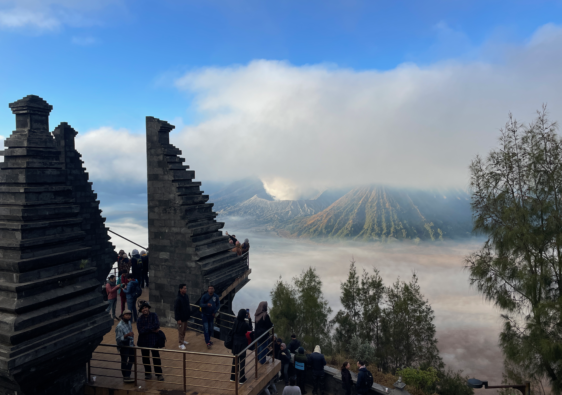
[270,277,299,341]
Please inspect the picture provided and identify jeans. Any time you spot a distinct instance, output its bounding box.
[313,372,324,395]
[142,269,149,287]
[127,298,138,322]
[230,351,246,382]
[106,298,117,319]
[141,349,162,376]
[281,364,289,384]
[258,337,271,364]
[119,347,135,378]
[264,382,278,395]
[202,315,214,344]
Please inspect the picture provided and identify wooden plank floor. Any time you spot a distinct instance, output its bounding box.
[86,298,280,395]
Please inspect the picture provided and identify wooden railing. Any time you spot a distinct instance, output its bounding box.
[88,326,275,395]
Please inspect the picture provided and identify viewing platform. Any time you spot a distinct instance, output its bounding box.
[86,320,279,395]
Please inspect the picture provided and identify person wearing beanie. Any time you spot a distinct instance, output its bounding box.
[294,347,308,394]
[115,309,135,383]
[308,345,326,395]
[289,334,301,354]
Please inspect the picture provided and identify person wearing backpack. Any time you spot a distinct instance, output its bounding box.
[130,250,143,288]
[294,347,308,394]
[356,361,373,395]
[123,274,142,322]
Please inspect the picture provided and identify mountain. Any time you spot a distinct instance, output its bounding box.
[285,185,473,241]
[210,178,274,211]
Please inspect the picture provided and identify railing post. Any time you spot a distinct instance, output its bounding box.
[255,341,258,378]
[134,347,138,387]
[183,353,187,392]
[87,361,91,382]
[235,354,239,395]
[271,327,275,361]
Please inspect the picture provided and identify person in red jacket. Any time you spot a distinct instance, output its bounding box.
[105,275,120,320]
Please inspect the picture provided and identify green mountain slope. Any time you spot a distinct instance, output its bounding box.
[284,185,473,241]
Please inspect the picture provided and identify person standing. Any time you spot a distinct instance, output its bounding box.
[341,362,352,395]
[279,343,291,385]
[123,274,140,323]
[229,309,251,384]
[289,334,301,354]
[308,345,326,395]
[141,251,149,288]
[355,361,372,395]
[174,283,191,350]
[255,301,274,364]
[199,285,220,348]
[294,347,308,394]
[130,250,143,288]
[118,270,129,316]
[105,275,120,320]
[118,252,131,274]
[115,309,135,383]
[283,377,302,395]
[137,301,164,381]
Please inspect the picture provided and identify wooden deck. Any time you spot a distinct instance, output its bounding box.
[85,320,280,395]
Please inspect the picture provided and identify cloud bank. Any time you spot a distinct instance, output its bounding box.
[168,24,562,198]
[75,126,145,184]
[0,0,122,30]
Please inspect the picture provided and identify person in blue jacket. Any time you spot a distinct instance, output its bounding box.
[123,274,140,323]
[199,285,220,348]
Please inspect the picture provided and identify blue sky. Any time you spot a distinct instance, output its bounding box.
[1,0,561,132]
[2,0,562,202]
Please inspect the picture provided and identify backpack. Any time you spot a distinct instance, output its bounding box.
[364,369,374,390]
[134,282,143,299]
[224,324,235,350]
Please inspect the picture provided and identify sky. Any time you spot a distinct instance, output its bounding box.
[2,1,562,199]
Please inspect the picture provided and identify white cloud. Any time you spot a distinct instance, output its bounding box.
[0,0,122,30]
[75,127,146,183]
[169,23,562,196]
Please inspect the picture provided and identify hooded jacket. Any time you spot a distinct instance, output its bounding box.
[308,350,326,375]
[356,366,370,394]
[123,279,140,301]
[199,292,220,315]
[231,309,251,354]
[174,291,191,322]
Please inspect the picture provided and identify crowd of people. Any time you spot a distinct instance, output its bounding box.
[106,244,375,394]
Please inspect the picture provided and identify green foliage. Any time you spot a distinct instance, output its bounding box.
[397,367,439,394]
[435,369,474,395]
[269,277,299,341]
[466,108,562,394]
[380,273,443,374]
[270,267,332,351]
[348,335,377,366]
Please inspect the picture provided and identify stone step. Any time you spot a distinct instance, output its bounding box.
[0,203,81,221]
[0,231,85,249]
[176,186,203,195]
[188,222,224,236]
[195,238,233,260]
[181,202,214,214]
[205,261,248,287]
[168,164,190,171]
[199,251,246,274]
[191,230,223,243]
[180,194,208,205]
[171,169,195,180]
[172,180,201,188]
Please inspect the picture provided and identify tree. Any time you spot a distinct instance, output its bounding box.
[380,273,442,373]
[294,267,333,350]
[332,260,385,354]
[332,259,362,350]
[466,108,562,394]
[270,277,299,341]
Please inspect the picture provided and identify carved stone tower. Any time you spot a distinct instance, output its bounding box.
[146,116,250,327]
[0,96,114,395]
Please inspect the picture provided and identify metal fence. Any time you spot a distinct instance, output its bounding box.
[88,326,275,395]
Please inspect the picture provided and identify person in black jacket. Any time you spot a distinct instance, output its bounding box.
[341,362,352,395]
[141,251,149,288]
[230,309,251,384]
[279,343,291,385]
[254,301,274,364]
[288,334,301,354]
[308,345,326,395]
[174,284,191,350]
